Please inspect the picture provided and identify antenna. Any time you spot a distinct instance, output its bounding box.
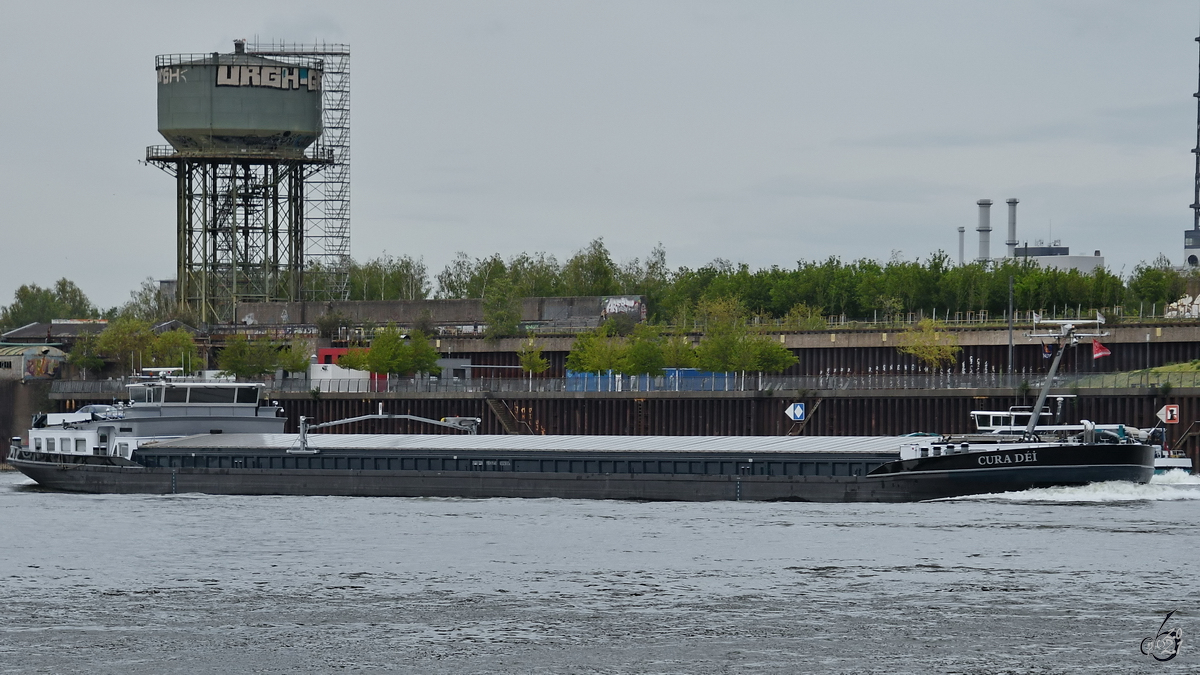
[1193,28,1200,231]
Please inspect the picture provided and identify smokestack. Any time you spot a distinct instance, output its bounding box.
[957,227,965,265]
[1006,198,1019,257]
[976,199,993,263]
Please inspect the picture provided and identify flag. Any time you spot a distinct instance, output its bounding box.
[1042,343,1055,360]
[1032,311,1042,323]
[1092,340,1111,359]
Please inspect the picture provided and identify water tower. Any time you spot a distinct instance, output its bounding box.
[147,40,350,324]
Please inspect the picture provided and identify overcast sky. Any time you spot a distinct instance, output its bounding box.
[2,1,1198,309]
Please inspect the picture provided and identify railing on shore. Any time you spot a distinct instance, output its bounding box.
[49,370,1200,397]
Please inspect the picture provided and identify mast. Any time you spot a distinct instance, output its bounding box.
[1023,314,1108,436]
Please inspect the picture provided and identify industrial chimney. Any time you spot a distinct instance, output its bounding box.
[1006,198,1019,257]
[957,227,965,265]
[976,199,993,263]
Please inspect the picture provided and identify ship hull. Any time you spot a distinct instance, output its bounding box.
[9,442,1154,503]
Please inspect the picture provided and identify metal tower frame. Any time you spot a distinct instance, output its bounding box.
[147,148,329,324]
[249,42,352,301]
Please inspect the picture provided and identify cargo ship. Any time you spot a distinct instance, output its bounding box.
[6,318,1156,501]
[8,382,1153,502]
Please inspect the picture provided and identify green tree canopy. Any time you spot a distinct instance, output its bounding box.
[66,332,104,378]
[896,318,962,369]
[96,317,156,374]
[150,329,200,372]
[0,279,97,331]
[217,335,280,380]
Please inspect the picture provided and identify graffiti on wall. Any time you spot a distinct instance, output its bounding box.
[23,357,61,381]
[601,296,647,321]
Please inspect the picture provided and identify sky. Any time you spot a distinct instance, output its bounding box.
[2,1,1198,309]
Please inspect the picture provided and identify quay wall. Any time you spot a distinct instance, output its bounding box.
[53,387,1193,439]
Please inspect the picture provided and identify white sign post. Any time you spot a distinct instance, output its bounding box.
[1157,405,1180,424]
[785,402,806,422]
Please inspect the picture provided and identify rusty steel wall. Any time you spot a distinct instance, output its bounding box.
[274,391,1187,438]
[52,389,1191,439]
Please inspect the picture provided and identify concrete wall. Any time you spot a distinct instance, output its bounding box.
[236,296,640,327]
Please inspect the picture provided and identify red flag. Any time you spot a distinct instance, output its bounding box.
[1092,340,1111,359]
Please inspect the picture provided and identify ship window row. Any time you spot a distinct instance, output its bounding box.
[138,454,877,477]
[130,386,260,404]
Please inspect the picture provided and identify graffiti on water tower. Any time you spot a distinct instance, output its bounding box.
[216,65,321,91]
[156,66,322,91]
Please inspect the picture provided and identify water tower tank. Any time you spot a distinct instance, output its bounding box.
[156,42,323,157]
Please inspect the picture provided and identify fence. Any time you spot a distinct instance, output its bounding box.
[49,370,1200,397]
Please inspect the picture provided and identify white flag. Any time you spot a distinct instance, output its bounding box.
[1032,311,1042,323]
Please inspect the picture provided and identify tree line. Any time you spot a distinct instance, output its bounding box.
[1,243,1195,333]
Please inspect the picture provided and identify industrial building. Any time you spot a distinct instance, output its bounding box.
[959,198,1105,273]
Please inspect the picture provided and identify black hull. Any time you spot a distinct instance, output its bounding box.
[10,443,1155,503]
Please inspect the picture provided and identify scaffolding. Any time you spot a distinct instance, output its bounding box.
[248,41,352,302]
[146,147,329,324]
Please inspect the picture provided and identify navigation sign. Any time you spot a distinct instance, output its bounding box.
[785,402,806,422]
[1157,405,1180,424]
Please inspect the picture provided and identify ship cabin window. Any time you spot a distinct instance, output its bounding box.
[236,387,259,404]
[0,360,11,369]
[46,438,55,452]
[34,437,41,451]
[163,387,188,403]
[188,387,238,404]
[74,438,85,453]
[117,442,130,456]
[130,387,162,403]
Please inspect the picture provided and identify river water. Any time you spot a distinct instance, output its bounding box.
[1,470,1197,674]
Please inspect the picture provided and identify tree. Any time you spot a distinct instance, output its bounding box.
[217,335,280,380]
[660,334,697,368]
[315,311,349,339]
[518,338,550,375]
[337,348,370,372]
[518,338,550,390]
[1128,255,1186,310]
[96,317,156,374]
[277,340,312,375]
[695,297,756,372]
[114,277,176,322]
[483,277,523,340]
[750,336,799,373]
[623,324,665,376]
[561,238,619,296]
[781,302,827,331]
[896,318,961,369]
[408,330,442,375]
[349,254,431,301]
[366,324,411,375]
[67,331,104,379]
[150,329,200,372]
[565,324,629,373]
[0,278,97,331]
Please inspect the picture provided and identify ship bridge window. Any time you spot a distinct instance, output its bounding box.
[235,387,260,404]
[130,387,162,403]
[189,387,237,404]
[163,387,188,403]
